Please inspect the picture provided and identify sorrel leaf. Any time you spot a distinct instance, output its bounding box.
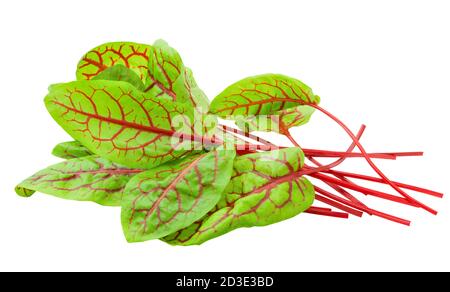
[121,149,236,242]
[52,141,92,159]
[15,156,143,206]
[45,80,203,169]
[236,105,315,134]
[173,67,210,113]
[145,39,183,99]
[77,42,151,82]
[209,74,320,118]
[92,64,146,91]
[162,148,315,245]
[145,40,209,111]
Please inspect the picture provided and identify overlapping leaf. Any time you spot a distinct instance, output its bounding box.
[162,148,315,245]
[15,156,143,206]
[78,40,209,110]
[77,42,151,82]
[209,74,320,118]
[45,80,206,169]
[145,40,210,111]
[52,141,92,159]
[173,67,210,113]
[145,39,183,99]
[93,64,146,91]
[121,149,236,242]
[236,105,315,134]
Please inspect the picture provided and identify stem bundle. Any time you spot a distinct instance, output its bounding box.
[219,103,442,226]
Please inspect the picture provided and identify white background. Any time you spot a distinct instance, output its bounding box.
[1,0,449,272]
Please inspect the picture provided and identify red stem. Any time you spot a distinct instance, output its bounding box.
[307,157,371,212]
[285,130,300,147]
[303,149,423,159]
[307,103,437,215]
[220,125,276,146]
[322,169,443,198]
[287,125,374,214]
[314,185,411,226]
[383,152,424,157]
[305,207,349,219]
[315,194,363,217]
[307,206,333,212]
[304,149,396,160]
[310,172,419,207]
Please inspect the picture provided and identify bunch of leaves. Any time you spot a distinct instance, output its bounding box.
[15,40,320,245]
[16,40,442,245]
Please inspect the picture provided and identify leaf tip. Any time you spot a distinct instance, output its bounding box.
[15,185,35,198]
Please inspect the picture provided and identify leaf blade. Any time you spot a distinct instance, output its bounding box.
[92,64,146,91]
[145,39,183,100]
[52,141,92,159]
[45,80,199,169]
[77,42,151,82]
[16,156,143,206]
[162,148,315,245]
[173,67,210,113]
[121,149,236,242]
[145,40,210,111]
[236,105,316,134]
[210,74,320,118]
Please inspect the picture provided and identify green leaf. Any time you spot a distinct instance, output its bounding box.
[145,39,183,100]
[173,67,210,113]
[209,74,320,118]
[145,40,210,111]
[236,105,315,134]
[93,64,146,91]
[77,42,151,82]
[162,148,315,245]
[121,149,236,242]
[15,156,143,206]
[52,141,92,159]
[15,186,35,197]
[45,80,205,169]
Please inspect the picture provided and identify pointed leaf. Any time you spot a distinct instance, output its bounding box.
[209,74,320,118]
[236,105,315,134]
[121,149,236,242]
[52,141,92,159]
[145,40,210,111]
[76,42,151,81]
[144,39,183,100]
[15,156,143,206]
[93,64,146,91]
[162,148,315,245]
[173,67,210,113]
[45,80,205,169]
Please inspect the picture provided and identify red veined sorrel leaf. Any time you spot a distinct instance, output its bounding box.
[162,148,315,246]
[145,40,210,111]
[92,64,146,91]
[15,156,143,206]
[76,42,151,82]
[209,74,320,118]
[45,80,209,169]
[52,141,92,159]
[236,105,316,134]
[121,149,236,242]
[145,39,183,99]
[173,67,210,113]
